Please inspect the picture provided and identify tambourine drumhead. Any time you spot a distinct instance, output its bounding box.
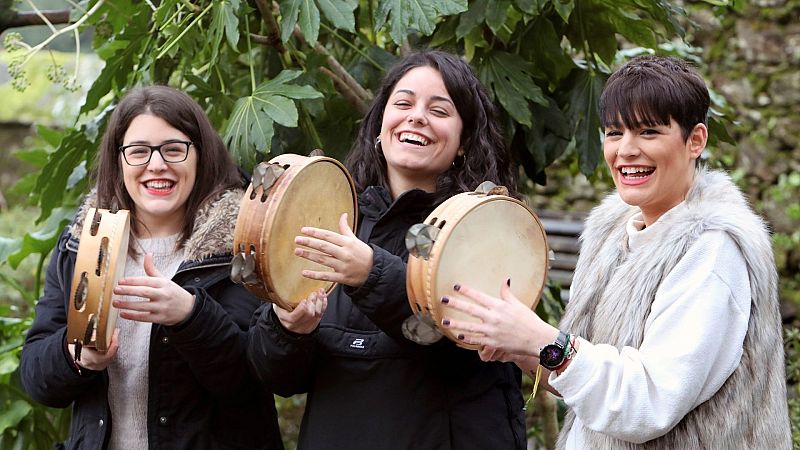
[232,154,357,310]
[66,208,130,354]
[407,193,548,350]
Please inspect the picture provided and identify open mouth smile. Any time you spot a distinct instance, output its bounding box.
[398,132,431,146]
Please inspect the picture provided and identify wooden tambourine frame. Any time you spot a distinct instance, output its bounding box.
[405,183,549,350]
[231,152,358,310]
[66,208,131,360]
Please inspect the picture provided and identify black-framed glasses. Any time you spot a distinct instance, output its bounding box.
[118,141,193,166]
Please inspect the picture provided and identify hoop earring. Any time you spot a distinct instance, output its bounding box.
[451,153,466,169]
[374,136,382,153]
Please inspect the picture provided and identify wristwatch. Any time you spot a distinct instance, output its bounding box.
[539,330,569,370]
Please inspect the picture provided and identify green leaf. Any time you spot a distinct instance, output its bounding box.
[223,71,322,170]
[485,0,511,33]
[280,0,320,44]
[279,0,300,42]
[32,107,110,222]
[456,0,487,39]
[513,0,543,14]
[224,0,241,49]
[225,96,274,170]
[0,400,31,435]
[0,352,20,375]
[317,0,357,32]
[554,0,574,23]
[567,69,606,176]
[608,11,657,49]
[208,0,242,62]
[12,148,49,167]
[523,16,575,82]
[7,207,74,269]
[35,125,64,148]
[7,173,37,202]
[375,0,467,45]
[463,24,488,62]
[477,51,547,127]
[0,237,22,264]
[430,15,459,47]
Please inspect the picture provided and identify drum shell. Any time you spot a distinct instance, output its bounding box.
[66,208,131,353]
[232,154,358,310]
[407,193,549,350]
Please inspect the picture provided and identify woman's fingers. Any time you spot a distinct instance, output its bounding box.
[449,282,503,308]
[294,247,337,269]
[338,213,356,237]
[298,225,348,248]
[295,235,341,259]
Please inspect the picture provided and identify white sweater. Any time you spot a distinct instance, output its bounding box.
[550,207,751,448]
[107,236,183,450]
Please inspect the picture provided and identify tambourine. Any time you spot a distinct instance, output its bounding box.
[231,151,358,310]
[403,182,549,350]
[66,208,131,361]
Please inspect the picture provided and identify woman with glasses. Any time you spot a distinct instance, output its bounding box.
[20,86,284,449]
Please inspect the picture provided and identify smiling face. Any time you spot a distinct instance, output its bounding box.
[379,66,464,197]
[603,118,707,226]
[121,114,198,236]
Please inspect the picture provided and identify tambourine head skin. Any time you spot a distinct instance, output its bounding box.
[66,208,131,357]
[406,189,549,350]
[232,153,358,310]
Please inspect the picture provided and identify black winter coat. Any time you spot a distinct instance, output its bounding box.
[248,186,526,450]
[20,189,283,450]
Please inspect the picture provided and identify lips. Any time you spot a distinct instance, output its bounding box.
[618,166,655,186]
[143,179,176,195]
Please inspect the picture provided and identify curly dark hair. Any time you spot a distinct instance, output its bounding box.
[345,50,519,200]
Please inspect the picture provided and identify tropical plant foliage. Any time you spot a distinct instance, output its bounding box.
[1,0,738,447]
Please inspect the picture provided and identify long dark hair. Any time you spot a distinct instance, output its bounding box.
[345,50,519,199]
[94,85,241,248]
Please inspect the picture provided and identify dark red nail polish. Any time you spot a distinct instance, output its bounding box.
[506,278,511,287]
[442,319,450,326]
[453,284,461,291]
[457,334,464,340]
[441,296,449,304]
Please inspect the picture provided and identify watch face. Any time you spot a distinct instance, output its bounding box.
[540,344,565,369]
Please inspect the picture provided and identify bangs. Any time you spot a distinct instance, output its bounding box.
[600,75,673,130]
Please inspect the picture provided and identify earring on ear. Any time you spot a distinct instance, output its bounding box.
[374,136,381,152]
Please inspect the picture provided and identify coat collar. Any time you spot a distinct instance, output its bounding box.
[68,188,244,262]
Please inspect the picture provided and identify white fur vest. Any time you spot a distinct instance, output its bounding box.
[557,168,791,449]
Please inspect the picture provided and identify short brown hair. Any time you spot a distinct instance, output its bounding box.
[600,55,709,141]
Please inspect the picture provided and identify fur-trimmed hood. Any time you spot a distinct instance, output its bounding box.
[68,188,244,262]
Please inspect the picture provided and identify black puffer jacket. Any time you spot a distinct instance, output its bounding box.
[20,189,283,450]
[248,186,525,450]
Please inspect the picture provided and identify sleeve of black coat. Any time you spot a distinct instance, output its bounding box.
[20,229,103,408]
[163,281,264,400]
[247,303,318,397]
[343,244,414,340]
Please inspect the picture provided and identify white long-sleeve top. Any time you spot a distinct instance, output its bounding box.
[550,208,751,448]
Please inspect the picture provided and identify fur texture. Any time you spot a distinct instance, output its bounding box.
[69,188,244,262]
[557,168,791,449]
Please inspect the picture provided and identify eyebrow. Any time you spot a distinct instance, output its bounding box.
[393,89,454,106]
[125,138,187,145]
